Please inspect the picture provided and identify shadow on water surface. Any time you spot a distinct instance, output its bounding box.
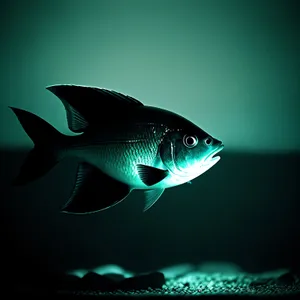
[1,148,300,290]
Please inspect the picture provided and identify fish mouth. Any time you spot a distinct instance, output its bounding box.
[204,144,224,164]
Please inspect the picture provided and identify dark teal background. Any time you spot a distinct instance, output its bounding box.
[0,0,299,152]
[0,0,299,285]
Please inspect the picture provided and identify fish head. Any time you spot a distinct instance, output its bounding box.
[159,125,224,179]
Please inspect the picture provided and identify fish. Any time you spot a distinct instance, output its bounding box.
[10,85,224,214]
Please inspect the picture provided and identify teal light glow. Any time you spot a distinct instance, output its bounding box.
[0,0,299,153]
[64,263,297,296]
[68,264,134,279]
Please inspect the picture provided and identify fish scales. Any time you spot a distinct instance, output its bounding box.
[10,84,224,213]
[69,124,167,188]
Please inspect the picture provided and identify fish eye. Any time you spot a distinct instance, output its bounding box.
[204,137,213,145]
[183,135,198,148]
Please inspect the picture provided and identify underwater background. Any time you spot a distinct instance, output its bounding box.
[1,0,299,296]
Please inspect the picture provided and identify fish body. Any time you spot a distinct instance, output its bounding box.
[10,85,224,214]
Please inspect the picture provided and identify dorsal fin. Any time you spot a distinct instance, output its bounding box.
[46,85,144,124]
[62,100,89,133]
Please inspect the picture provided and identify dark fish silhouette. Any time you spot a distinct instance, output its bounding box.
[10,85,224,214]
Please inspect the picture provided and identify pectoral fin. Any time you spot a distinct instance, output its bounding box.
[136,164,169,186]
[144,189,165,212]
[61,163,130,214]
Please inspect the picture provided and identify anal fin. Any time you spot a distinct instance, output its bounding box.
[61,163,131,214]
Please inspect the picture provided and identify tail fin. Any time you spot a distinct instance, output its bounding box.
[9,107,66,185]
